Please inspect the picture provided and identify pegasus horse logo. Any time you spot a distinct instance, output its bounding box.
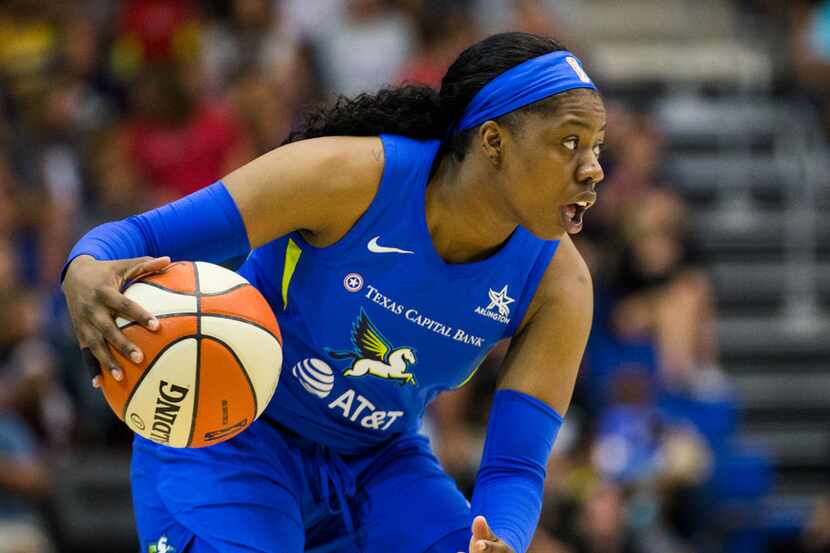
[326,309,417,385]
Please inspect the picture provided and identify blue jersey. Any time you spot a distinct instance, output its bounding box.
[237,134,559,454]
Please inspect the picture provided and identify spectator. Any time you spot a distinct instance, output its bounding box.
[122,63,254,202]
[396,3,477,88]
[790,0,830,128]
[614,187,722,393]
[314,0,415,96]
[110,0,201,82]
[200,0,302,96]
[0,270,67,552]
[0,0,60,128]
[85,125,153,222]
[229,68,301,155]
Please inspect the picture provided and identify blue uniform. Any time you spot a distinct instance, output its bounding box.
[132,134,559,553]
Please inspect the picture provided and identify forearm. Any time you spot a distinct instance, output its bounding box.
[471,389,563,553]
[63,181,249,280]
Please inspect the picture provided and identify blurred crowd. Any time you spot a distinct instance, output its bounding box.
[768,0,830,137]
[0,0,825,552]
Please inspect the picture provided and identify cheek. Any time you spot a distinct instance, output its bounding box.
[528,159,571,203]
[506,150,569,217]
[517,168,567,224]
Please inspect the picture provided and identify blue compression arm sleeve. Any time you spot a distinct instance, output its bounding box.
[471,389,563,553]
[62,181,250,281]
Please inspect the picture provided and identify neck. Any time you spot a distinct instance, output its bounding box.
[425,153,517,264]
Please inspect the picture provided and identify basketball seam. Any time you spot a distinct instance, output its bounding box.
[120,261,188,291]
[120,311,280,346]
[135,280,250,297]
[187,261,202,448]
[125,281,197,297]
[121,335,199,421]
[202,283,248,296]
[199,313,282,345]
[199,316,281,409]
[201,336,259,424]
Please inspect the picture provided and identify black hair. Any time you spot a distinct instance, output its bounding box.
[285,32,570,161]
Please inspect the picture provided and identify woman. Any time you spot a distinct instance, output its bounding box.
[61,32,606,553]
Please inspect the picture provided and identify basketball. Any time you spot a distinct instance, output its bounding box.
[100,261,283,448]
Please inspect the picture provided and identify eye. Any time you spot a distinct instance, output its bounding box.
[562,137,578,151]
[593,141,606,158]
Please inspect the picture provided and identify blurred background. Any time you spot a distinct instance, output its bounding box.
[0,0,828,551]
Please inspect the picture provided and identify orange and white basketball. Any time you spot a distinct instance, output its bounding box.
[101,261,282,448]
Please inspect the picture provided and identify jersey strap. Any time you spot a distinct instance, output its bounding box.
[502,239,560,338]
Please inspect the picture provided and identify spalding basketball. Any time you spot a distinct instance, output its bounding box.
[100,261,282,447]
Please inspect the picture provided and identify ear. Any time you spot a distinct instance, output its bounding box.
[478,121,504,167]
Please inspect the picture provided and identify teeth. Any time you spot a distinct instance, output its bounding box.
[576,201,589,207]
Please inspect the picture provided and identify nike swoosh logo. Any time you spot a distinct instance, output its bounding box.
[367,236,414,254]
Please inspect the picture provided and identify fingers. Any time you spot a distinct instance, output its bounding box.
[65,255,169,391]
[80,305,146,384]
[81,331,123,383]
[472,517,495,541]
[121,256,171,283]
[469,517,506,552]
[81,348,103,389]
[94,310,143,364]
[470,539,502,552]
[81,347,101,380]
[98,288,159,331]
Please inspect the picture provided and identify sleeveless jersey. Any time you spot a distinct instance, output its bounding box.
[237,134,560,454]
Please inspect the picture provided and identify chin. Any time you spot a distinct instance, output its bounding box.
[524,220,567,241]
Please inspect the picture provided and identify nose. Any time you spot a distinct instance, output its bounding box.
[577,154,604,188]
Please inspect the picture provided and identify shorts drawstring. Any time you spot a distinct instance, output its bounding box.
[313,444,357,536]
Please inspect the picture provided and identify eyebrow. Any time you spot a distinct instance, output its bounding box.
[559,118,607,132]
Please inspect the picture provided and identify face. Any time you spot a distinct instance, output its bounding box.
[484,90,606,239]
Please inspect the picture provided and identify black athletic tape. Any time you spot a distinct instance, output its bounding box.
[81,348,102,379]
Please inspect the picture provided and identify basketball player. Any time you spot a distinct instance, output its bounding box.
[61,32,605,553]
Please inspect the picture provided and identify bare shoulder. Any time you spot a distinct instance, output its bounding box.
[263,135,385,185]
[498,235,594,412]
[224,136,385,248]
[516,235,593,335]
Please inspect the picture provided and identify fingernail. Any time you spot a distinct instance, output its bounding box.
[478,542,487,551]
[92,376,100,388]
[148,318,159,331]
[112,368,123,381]
[130,350,143,364]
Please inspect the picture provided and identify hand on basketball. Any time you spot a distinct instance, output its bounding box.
[62,255,171,387]
[468,516,514,553]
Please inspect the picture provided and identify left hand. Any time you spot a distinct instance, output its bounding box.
[468,516,515,552]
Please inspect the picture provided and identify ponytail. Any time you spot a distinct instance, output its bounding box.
[284,85,448,144]
[285,32,568,160]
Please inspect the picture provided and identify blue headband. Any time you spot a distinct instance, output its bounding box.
[453,50,597,134]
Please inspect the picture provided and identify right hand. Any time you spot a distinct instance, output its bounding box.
[61,255,171,388]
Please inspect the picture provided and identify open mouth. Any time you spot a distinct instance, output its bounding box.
[561,201,589,234]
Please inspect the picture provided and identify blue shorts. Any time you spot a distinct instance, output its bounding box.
[131,417,472,552]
